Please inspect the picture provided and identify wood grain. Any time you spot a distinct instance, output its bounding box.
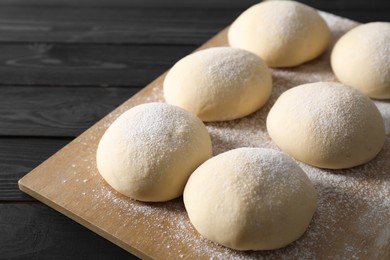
[0,86,140,136]
[0,138,70,201]
[0,44,194,86]
[0,7,237,44]
[1,0,389,9]
[0,0,387,47]
[0,0,258,9]
[0,204,135,259]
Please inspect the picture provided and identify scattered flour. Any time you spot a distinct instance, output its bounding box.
[71,12,390,259]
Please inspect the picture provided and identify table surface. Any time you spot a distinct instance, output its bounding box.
[1,0,389,259]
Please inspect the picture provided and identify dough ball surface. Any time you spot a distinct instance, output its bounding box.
[267,82,385,169]
[163,47,272,122]
[183,148,317,251]
[228,0,330,67]
[331,22,390,99]
[96,102,213,202]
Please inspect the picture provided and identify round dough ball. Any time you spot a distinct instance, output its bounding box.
[266,82,385,169]
[96,102,213,202]
[228,0,330,67]
[184,147,317,251]
[331,22,390,99]
[163,47,272,121]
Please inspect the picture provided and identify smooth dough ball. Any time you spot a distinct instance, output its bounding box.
[331,22,390,99]
[163,47,272,121]
[184,147,317,251]
[267,82,386,169]
[96,102,213,202]
[228,0,330,67]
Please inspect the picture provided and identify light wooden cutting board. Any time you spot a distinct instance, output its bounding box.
[19,12,390,259]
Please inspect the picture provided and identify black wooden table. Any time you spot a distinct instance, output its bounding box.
[1,0,389,259]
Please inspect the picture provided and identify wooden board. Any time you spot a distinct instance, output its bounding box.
[19,13,390,259]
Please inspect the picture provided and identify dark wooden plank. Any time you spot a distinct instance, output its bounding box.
[0,0,260,9]
[0,138,71,201]
[0,8,238,44]
[0,1,388,45]
[0,203,136,259]
[0,44,194,86]
[0,86,140,136]
[1,0,389,9]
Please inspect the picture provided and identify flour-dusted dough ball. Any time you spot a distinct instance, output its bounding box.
[163,47,272,121]
[331,22,390,99]
[96,103,212,202]
[184,148,317,250]
[267,82,386,169]
[228,0,330,67]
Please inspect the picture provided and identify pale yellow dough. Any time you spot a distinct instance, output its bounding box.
[331,22,390,99]
[266,82,386,169]
[184,147,317,251]
[96,103,212,202]
[228,0,330,67]
[163,47,272,121]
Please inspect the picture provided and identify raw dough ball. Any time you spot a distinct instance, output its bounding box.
[267,82,386,169]
[183,148,317,250]
[228,0,330,67]
[331,22,390,99]
[163,47,272,121]
[96,102,212,202]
